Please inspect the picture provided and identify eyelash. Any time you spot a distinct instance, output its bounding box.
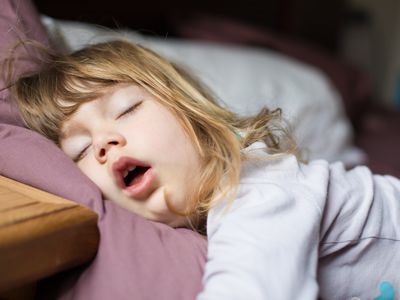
[73,145,89,162]
[73,101,143,162]
[118,101,143,119]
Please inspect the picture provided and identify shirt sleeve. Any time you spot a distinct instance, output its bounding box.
[317,163,400,299]
[197,183,321,300]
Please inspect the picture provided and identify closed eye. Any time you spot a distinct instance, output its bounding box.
[117,101,143,119]
[73,145,90,162]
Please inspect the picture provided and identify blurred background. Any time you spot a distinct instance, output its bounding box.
[33,0,400,176]
[32,0,400,110]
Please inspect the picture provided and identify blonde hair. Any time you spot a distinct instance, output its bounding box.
[10,40,299,229]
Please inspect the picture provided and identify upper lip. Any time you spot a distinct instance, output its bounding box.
[112,156,150,189]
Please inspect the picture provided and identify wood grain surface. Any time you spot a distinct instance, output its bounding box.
[0,176,99,295]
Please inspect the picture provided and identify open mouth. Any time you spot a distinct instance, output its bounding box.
[112,156,155,199]
[123,166,150,187]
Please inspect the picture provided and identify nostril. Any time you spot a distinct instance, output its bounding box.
[99,148,106,157]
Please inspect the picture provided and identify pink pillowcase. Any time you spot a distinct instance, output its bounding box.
[0,1,207,299]
[0,0,49,126]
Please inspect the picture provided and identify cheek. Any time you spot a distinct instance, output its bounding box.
[147,124,199,168]
[150,116,195,155]
[78,160,108,190]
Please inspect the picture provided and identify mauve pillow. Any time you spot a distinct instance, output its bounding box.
[0,0,49,126]
[0,1,207,299]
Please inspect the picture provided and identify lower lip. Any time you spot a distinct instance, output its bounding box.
[122,168,155,199]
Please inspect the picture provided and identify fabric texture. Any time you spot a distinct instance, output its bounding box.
[0,0,49,126]
[0,1,207,299]
[199,141,400,299]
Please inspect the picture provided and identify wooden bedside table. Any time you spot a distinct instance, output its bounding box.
[0,176,99,300]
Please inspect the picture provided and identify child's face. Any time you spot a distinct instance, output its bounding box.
[60,84,203,227]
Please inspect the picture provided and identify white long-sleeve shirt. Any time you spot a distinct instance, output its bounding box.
[197,141,400,300]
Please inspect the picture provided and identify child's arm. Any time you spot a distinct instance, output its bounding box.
[318,163,400,299]
[197,183,321,300]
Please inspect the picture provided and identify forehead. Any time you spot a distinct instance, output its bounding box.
[60,84,149,138]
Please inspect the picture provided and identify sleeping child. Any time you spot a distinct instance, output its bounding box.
[8,40,400,299]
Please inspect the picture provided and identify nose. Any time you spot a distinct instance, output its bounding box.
[93,131,126,163]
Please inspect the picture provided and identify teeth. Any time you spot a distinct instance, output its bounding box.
[123,166,136,178]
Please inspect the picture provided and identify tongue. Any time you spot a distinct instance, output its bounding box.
[129,172,145,186]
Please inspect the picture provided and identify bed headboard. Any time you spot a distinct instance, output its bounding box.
[33,0,346,52]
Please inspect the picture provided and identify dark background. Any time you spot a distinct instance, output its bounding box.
[33,0,346,53]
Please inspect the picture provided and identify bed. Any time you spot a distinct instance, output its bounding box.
[1,0,398,299]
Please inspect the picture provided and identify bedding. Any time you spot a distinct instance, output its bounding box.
[168,12,372,125]
[0,1,207,299]
[42,16,366,167]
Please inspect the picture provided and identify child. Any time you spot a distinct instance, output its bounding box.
[10,40,400,300]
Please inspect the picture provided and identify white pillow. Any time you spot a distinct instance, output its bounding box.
[41,16,366,166]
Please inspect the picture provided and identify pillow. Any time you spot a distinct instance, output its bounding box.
[41,16,366,167]
[168,12,372,126]
[0,0,49,126]
[0,1,207,299]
